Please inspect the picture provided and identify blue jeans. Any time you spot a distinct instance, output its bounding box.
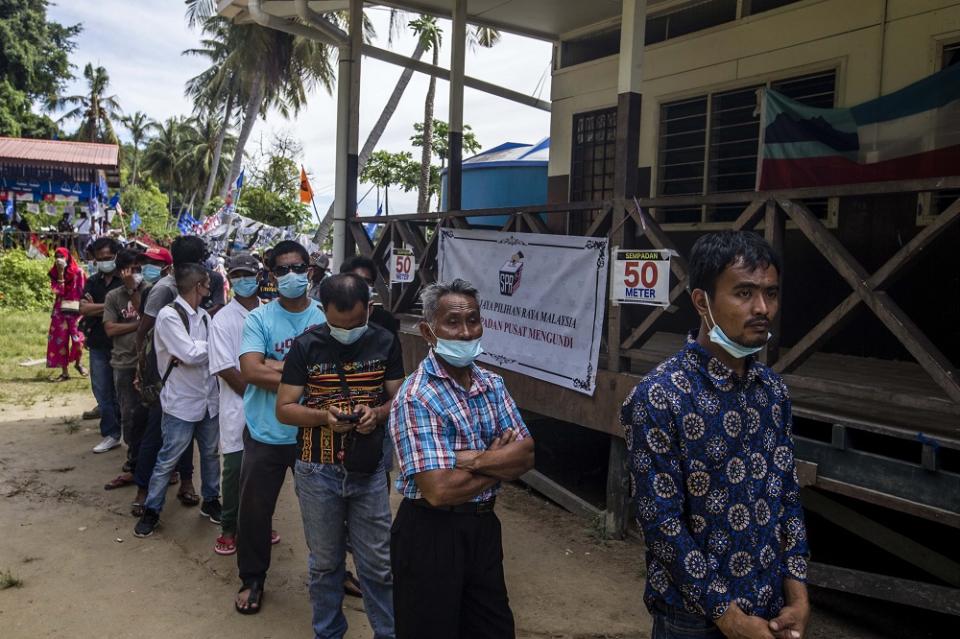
[134,404,194,489]
[651,603,725,639]
[88,347,119,439]
[294,460,394,639]
[144,412,220,513]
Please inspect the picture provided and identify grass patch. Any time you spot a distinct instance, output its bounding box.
[0,311,89,406]
[0,569,24,589]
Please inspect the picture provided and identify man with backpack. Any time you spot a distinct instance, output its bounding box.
[134,263,221,538]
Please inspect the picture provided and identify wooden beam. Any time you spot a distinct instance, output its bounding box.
[814,476,960,529]
[802,488,960,587]
[604,436,631,539]
[585,204,612,237]
[763,199,784,364]
[620,280,688,350]
[731,197,767,232]
[521,470,601,521]
[395,220,426,255]
[807,563,960,616]
[780,198,960,404]
[775,194,960,373]
[521,212,550,235]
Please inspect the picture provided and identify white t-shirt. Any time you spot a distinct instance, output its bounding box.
[208,298,257,454]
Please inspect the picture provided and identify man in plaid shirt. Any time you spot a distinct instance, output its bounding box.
[389,279,535,639]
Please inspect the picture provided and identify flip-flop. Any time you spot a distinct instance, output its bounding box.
[74,363,88,378]
[104,474,135,490]
[131,502,144,517]
[214,535,237,556]
[235,581,264,615]
[271,530,280,545]
[49,373,70,383]
[177,490,200,507]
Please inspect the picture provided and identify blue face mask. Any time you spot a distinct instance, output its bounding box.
[231,276,259,298]
[329,322,368,345]
[430,327,484,368]
[277,272,309,298]
[142,264,163,284]
[704,295,769,359]
[97,259,116,274]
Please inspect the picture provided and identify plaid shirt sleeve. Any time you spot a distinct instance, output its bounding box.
[390,391,457,481]
[491,376,531,440]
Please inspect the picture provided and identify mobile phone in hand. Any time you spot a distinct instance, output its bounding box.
[337,411,360,423]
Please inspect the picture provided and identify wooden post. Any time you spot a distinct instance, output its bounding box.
[604,436,631,539]
[446,0,466,212]
[764,199,784,364]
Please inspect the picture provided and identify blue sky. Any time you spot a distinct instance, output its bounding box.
[47,1,552,216]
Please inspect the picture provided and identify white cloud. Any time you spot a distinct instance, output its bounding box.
[48,1,552,216]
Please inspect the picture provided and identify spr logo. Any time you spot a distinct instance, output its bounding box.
[498,252,524,296]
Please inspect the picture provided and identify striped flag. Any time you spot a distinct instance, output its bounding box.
[757,63,960,190]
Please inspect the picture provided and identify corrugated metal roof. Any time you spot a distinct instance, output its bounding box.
[0,137,119,167]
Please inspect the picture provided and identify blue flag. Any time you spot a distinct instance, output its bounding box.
[364,202,383,240]
[3,199,13,220]
[108,193,120,209]
[130,211,141,232]
[178,213,198,235]
[235,169,245,191]
[98,174,109,201]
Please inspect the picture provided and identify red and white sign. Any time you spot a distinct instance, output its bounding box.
[389,247,417,284]
[611,249,671,306]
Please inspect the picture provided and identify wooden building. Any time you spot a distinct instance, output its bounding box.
[219,0,960,612]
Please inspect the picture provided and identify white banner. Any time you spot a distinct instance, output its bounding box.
[390,247,417,284]
[438,228,608,396]
[611,249,671,306]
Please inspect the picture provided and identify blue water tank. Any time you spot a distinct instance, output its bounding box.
[441,138,549,227]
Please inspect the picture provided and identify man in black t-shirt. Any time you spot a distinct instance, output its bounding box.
[277,273,403,638]
[80,236,124,453]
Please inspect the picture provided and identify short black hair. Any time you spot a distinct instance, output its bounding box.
[115,249,139,270]
[688,231,781,296]
[91,237,120,256]
[340,255,376,276]
[319,273,369,313]
[171,235,208,266]
[174,262,209,294]
[267,240,309,270]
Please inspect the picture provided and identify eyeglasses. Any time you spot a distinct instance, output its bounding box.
[272,263,309,276]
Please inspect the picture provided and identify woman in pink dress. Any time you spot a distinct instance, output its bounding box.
[47,247,88,381]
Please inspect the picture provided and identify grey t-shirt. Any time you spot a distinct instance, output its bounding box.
[103,282,148,369]
[143,270,225,318]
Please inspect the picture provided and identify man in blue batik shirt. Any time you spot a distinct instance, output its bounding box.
[621,231,810,639]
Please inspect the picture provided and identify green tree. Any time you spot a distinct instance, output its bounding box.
[411,120,482,168]
[237,186,308,228]
[120,111,155,186]
[51,62,122,143]
[142,116,198,214]
[360,150,420,216]
[0,0,80,138]
[118,181,172,239]
[188,113,236,205]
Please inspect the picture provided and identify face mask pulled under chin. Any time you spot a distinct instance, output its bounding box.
[703,295,770,359]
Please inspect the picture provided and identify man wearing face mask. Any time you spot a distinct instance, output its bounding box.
[102,249,149,489]
[80,237,124,454]
[234,240,326,614]
[620,231,809,639]
[277,273,403,639]
[207,252,261,556]
[388,279,535,639]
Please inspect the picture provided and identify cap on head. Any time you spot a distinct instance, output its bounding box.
[227,252,259,275]
[143,247,173,265]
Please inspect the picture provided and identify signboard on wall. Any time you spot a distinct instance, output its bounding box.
[438,228,608,396]
[611,249,672,306]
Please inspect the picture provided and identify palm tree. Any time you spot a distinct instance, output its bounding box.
[143,117,199,214]
[184,17,242,209]
[189,113,237,203]
[120,111,155,185]
[51,63,122,143]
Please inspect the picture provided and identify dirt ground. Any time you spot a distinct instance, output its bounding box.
[0,391,933,638]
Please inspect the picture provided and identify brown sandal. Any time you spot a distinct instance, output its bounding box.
[177,489,200,507]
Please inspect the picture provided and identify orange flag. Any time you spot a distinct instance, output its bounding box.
[299,166,314,204]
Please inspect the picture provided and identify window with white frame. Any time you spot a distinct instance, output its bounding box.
[657,70,837,222]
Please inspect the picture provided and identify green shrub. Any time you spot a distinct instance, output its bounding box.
[0,249,55,311]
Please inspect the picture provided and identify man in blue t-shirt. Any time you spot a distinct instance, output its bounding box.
[234,240,326,615]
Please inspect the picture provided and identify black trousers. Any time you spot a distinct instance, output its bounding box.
[391,499,515,639]
[236,428,296,585]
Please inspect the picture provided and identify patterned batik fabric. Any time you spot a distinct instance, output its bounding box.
[620,332,809,621]
[390,351,530,502]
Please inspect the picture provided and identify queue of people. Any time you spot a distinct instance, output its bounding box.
[59,228,808,639]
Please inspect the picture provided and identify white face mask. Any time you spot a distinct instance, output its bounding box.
[704,295,769,359]
[55,257,67,268]
[131,273,144,288]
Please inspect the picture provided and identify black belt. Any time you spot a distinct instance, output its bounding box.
[410,497,496,514]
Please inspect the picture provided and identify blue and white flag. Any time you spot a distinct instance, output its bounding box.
[3,199,13,220]
[130,211,141,232]
[98,174,109,201]
[178,213,198,235]
[108,193,120,209]
[235,169,245,191]
[364,202,383,240]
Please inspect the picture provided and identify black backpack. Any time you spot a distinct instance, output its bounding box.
[139,302,207,407]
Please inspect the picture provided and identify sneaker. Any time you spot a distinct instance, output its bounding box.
[82,406,100,420]
[200,499,222,525]
[134,508,160,538]
[93,435,121,454]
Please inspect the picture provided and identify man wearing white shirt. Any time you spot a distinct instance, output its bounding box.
[208,253,261,556]
[135,263,221,538]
